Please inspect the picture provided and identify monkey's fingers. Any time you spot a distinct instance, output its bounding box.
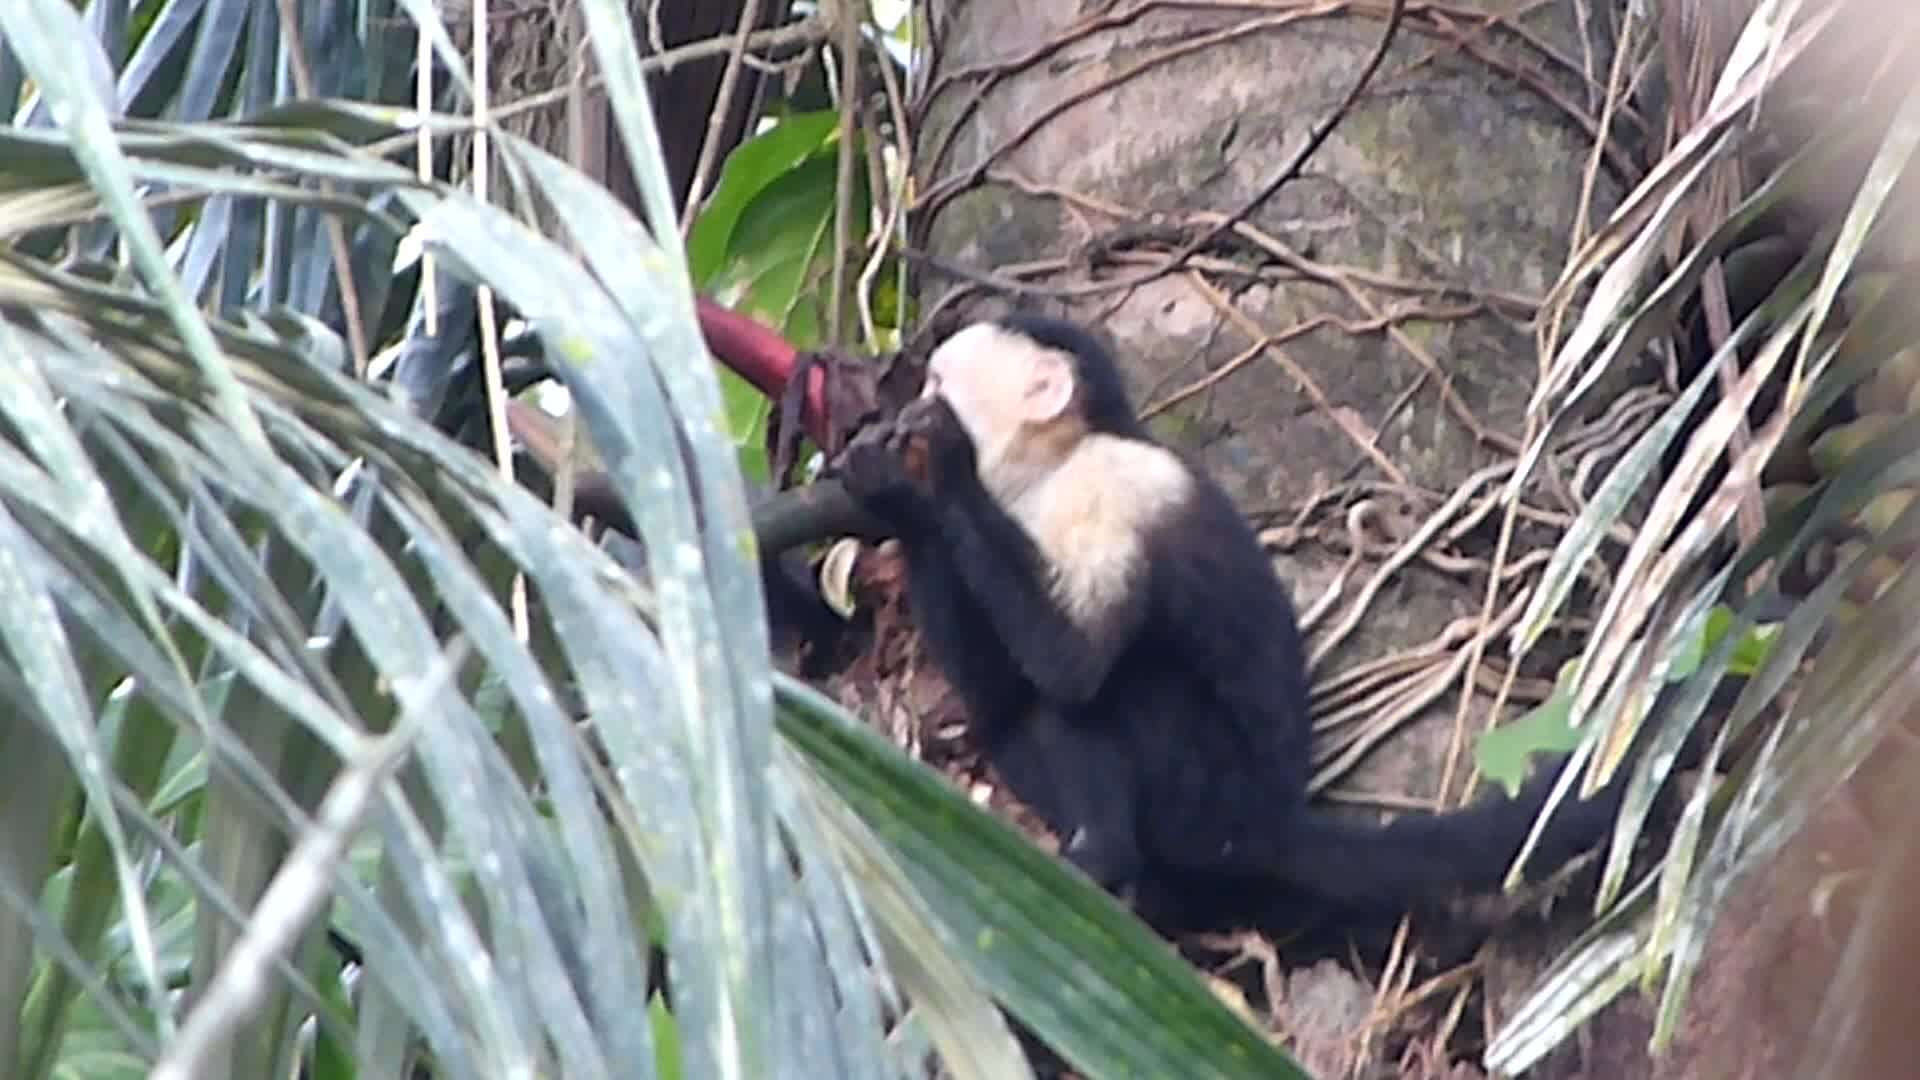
[827,420,896,472]
[899,433,932,486]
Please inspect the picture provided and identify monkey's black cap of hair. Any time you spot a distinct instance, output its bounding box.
[993,311,1144,436]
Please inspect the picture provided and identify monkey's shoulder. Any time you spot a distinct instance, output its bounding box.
[1006,434,1193,623]
[1012,435,1193,551]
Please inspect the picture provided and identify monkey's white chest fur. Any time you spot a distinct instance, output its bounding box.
[1001,434,1192,629]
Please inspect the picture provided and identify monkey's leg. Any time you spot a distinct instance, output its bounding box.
[988,710,1144,894]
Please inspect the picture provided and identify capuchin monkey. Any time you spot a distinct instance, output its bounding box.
[830,313,1658,934]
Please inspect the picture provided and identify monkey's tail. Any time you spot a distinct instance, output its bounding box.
[1234,664,1745,915]
[1268,764,1632,914]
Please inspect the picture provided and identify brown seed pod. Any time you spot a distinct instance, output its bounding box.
[1857,346,1920,415]
[1831,597,1862,628]
[1840,271,1898,318]
[1808,414,1902,478]
[1762,482,1813,523]
[1859,487,1919,539]
[1836,539,1904,604]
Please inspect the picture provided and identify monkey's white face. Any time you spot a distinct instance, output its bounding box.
[923,320,1196,632]
[924,322,1077,491]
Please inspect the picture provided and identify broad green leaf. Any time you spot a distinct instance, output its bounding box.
[689,110,842,286]
[709,148,871,346]
[1474,665,1587,797]
[776,676,1308,1080]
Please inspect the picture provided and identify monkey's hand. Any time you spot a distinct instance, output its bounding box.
[832,424,928,524]
[894,396,977,493]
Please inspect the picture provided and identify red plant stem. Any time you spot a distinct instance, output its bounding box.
[696,295,828,445]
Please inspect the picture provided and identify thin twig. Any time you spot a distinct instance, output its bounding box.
[1157,0,1408,283]
[917,3,1343,221]
[828,0,861,346]
[415,3,439,337]
[464,0,528,643]
[274,0,369,377]
[917,0,1406,300]
[1185,272,1410,485]
[680,0,766,236]
[857,11,914,346]
[476,20,827,133]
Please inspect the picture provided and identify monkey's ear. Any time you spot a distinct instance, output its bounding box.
[1023,351,1076,423]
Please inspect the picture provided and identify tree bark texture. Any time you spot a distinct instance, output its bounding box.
[914,1,1638,502]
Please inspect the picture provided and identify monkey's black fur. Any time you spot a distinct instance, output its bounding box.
[836,313,1644,935]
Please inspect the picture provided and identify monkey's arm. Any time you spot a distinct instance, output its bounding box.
[835,430,1141,706]
[1146,485,1316,799]
[934,477,1147,705]
[892,536,1031,737]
